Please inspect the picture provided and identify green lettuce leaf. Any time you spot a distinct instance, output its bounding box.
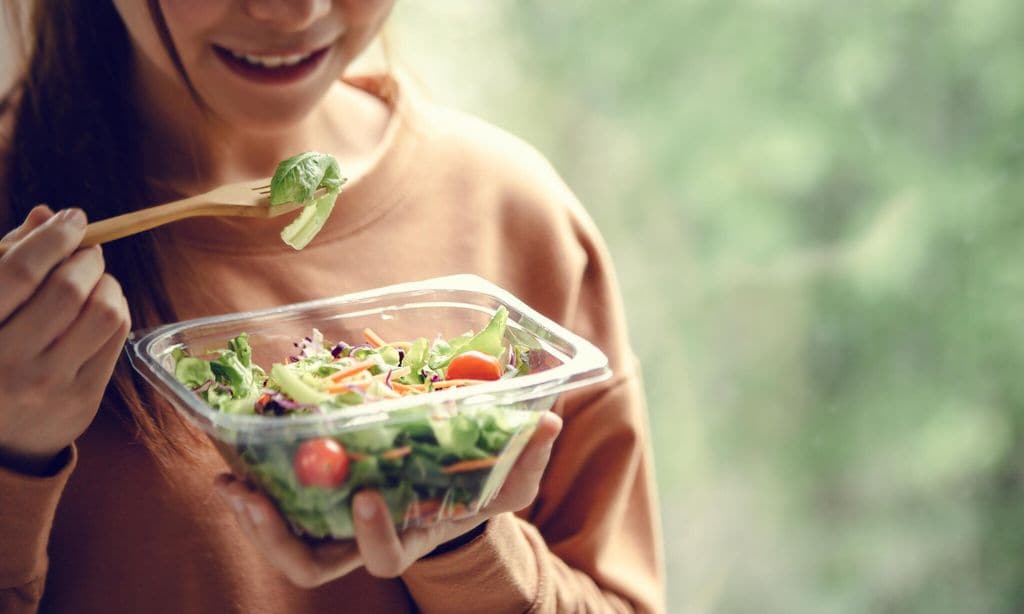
[228,333,253,367]
[270,363,330,405]
[398,338,430,383]
[211,351,252,393]
[175,357,214,388]
[269,151,347,250]
[279,188,340,250]
[269,151,345,206]
[431,414,483,457]
[463,305,508,358]
[172,334,264,413]
[338,425,400,453]
[426,306,510,371]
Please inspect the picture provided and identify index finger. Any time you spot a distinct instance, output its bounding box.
[484,411,563,514]
[0,208,87,323]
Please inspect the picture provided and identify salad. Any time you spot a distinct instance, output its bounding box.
[173,307,541,538]
[269,151,347,250]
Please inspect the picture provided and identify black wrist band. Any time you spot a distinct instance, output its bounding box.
[424,520,489,558]
[0,445,70,477]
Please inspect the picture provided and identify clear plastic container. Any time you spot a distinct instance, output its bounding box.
[127,275,611,539]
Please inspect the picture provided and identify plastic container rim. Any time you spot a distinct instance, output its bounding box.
[126,274,611,437]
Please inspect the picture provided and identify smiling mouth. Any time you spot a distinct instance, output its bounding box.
[226,48,317,67]
[212,44,331,84]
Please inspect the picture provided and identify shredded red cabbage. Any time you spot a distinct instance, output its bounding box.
[258,392,321,416]
[291,329,326,361]
[194,381,235,399]
[331,341,349,358]
[193,379,216,393]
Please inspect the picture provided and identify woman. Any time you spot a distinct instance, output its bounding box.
[0,1,664,612]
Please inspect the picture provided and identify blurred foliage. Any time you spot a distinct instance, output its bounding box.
[390,1,1024,612]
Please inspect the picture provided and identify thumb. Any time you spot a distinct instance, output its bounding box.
[489,412,563,513]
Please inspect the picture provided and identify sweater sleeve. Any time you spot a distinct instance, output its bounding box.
[0,446,77,613]
[403,370,663,614]
[402,193,665,612]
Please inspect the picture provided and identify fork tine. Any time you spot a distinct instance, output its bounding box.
[253,184,271,191]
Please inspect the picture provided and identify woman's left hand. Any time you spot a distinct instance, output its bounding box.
[214,412,563,588]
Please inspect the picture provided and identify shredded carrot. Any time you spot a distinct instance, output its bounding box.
[363,327,386,348]
[328,372,409,396]
[378,386,401,399]
[389,381,426,394]
[349,447,412,463]
[375,366,411,382]
[253,392,272,413]
[326,381,369,394]
[328,369,418,396]
[328,359,376,382]
[380,446,412,460]
[441,456,499,474]
[431,378,489,390]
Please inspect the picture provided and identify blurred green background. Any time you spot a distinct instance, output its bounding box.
[390,2,1024,612]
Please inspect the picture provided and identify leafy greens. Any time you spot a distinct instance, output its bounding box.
[269,151,347,250]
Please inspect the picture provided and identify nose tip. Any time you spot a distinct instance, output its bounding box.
[243,0,331,31]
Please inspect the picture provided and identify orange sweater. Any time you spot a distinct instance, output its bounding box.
[0,75,665,613]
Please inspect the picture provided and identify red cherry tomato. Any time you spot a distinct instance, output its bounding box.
[446,350,503,381]
[294,438,349,488]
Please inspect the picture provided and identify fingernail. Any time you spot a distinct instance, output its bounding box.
[230,496,245,514]
[355,496,376,520]
[64,208,86,228]
[246,502,264,525]
[214,485,243,513]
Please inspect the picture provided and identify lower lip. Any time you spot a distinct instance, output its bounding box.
[213,45,330,85]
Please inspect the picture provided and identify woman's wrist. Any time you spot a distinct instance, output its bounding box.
[424,519,489,558]
[0,445,70,477]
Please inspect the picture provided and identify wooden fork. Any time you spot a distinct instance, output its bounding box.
[0,179,318,255]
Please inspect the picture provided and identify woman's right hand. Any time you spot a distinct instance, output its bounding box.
[0,205,131,475]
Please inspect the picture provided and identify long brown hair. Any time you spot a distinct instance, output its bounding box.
[2,1,202,465]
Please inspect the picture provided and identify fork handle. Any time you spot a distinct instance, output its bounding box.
[79,197,241,246]
[0,198,238,256]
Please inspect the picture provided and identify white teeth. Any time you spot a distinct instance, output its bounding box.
[256,54,283,67]
[227,48,313,69]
